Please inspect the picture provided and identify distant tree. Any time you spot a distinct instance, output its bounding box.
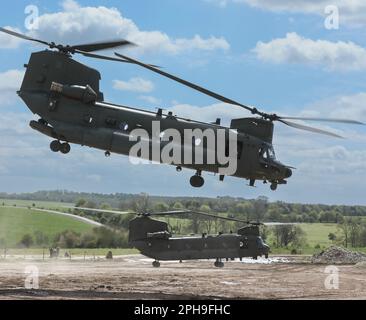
[75,198,87,207]
[19,234,34,248]
[34,231,49,246]
[154,202,169,212]
[54,231,81,248]
[85,200,97,209]
[338,218,352,247]
[272,225,306,248]
[349,218,361,247]
[133,193,150,214]
[328,233,337,241]
[100,203,112,210]
[173,202,184,210]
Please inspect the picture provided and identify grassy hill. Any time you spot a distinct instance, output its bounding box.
[0,206,95,248]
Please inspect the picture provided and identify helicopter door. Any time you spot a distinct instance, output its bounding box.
[240,237,249,249]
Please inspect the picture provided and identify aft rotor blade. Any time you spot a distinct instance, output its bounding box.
[278,119,344,138]
[263,222,298,226]
[72,39,136,53]
[150,210,192,216]
[0,27,49,46]
[189,211,251,224]
[280,116,364,125]
[66,206,136,216]
[115,52,259,116]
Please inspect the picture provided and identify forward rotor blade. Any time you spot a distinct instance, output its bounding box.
[0,27,49,46]
[279,119,344,138]
[115,52,258,115]
[73,39,136,53]
[65,206,136,216]
[76,50,161,68]
[76,50,133,63]
[280,116,364,125]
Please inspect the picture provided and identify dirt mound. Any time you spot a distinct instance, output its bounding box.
[356,261,366,268]
[311,246,366,265]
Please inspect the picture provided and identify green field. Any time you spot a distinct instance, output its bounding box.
[0,199,73,210]
[0,206,94,247]
[0,248,139,257]
[1,199,365,255]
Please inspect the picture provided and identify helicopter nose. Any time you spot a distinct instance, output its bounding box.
[284,168,292,178]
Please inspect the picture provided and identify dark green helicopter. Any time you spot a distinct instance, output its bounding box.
[70,206,271,268]
[1,28,363,191]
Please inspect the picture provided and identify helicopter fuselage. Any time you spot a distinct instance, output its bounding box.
[132,234,269,262]
[18,50,292,188]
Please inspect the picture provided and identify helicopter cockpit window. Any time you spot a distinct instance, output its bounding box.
[259,145,276,161]
[257,237,265,249]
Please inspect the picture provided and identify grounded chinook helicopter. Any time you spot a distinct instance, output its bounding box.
[71,206,271,268]
[1,28,363,191]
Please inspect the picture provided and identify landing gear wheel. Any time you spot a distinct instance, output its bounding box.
[152,261,160,268]
[50,140,61,153]
[214,259,224,268]
[253,256,258,260]
[265,254,269,259]
[270,183,278,191]
[190,175,205,188]
[60,143,71,154]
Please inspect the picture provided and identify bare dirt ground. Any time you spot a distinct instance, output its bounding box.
[0,255,365,300]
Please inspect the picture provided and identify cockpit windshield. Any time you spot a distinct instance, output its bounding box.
[259,144,276,161]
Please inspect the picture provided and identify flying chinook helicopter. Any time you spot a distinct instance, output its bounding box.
[69,205,272,268]
[1,28,363,191]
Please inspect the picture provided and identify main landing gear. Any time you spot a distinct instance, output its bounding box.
[50,140,71,154]
[152,260,161,268]
[270,183,278,191]
[190,170,205,188]
[214,259,224,268]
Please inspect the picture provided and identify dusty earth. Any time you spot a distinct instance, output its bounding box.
[0,255,365,300]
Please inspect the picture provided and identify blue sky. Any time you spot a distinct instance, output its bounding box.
[0,0,365,205]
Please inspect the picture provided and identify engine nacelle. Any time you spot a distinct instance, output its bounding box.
[50,82,97,104]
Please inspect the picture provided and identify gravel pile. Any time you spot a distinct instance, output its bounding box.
[311,246,366,264]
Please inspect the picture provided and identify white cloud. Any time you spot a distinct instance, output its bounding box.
[300,92,366,122]
[113,77,154,93]
[253,33,366,71]
[0,69,24,105]
[138,96,162,105]
[28,0,229,55]
[0,27,23,49]
[206,0,366,27]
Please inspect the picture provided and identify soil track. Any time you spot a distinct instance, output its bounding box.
[0,255,365,300]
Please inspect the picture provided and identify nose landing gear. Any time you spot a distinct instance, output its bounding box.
[214,259,224,268]
[190,171,205,188]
